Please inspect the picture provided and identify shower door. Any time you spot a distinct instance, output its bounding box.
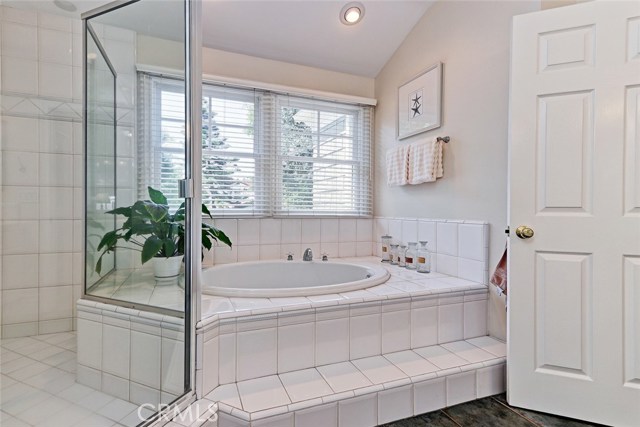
[83,0,202,422]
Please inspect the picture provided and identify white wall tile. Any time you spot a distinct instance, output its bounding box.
[350,313,381,359]
[38,285,72,320]
[464,300,488,339]
[446,371,476,406]
[458,258,486,284]
[2,186,39,220]
[77,318,102,370]
[130,382,160,407]
[401,220,418,244]
[320,219,339,242]
[316,318,349,366]
[414,377,446,415]
[436,254,458,277]
[356,241,373,257]
[2,116,39,152]
[39,119,73,154]
[76,365,102,390]
[260,219,281,245]
[219,333,236,384]
[102,324,130,379]
[438,303,464,344]
[39,153,73,186]
[381,310,411,353]
[278,323,314,373]
[281,219,301,244]
[2,220,39,254]
[378,385,412,424]
[338,242,356,258]
[102,372,129,400]
[320,242,339,259]
[300,219,321,243]
[39,63,72,99]
[237,245,260,262]
[214,246,238,265]
[338,394,377,427]
[387,219,402,242]
[476,364,505,398]
[2,22,37,60]
[39,220,73,253]
[38,29,72,65]
[203,337,219,394]
[130,331,161,388]
[2,254,38,289]
[2,151,39,186]
[38,12,72,32]
[237,219,260,246]
[417,221,437,246]
[458,224,485,261]
[411,306,438,348]
[338,219,357,242]
[236,328,277,381]
[374,217,389,240]
[356,218,373,242]
[436,222,458,256]
[38,253,73,287]
[2,288,38,324]
[3,7,38,25]
[295,403,337,427]
[1,57,38,95]
[39,187,73,219]
[161,336,184,395]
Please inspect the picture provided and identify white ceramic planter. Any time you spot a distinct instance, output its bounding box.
[153,256,183,279]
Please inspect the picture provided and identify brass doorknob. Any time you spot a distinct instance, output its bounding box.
[515,226,534,239]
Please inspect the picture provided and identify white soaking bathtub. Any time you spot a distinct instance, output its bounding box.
[201,260,390,297]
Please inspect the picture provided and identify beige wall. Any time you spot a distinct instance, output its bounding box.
[374,0,540,340]
[137,35,375,98]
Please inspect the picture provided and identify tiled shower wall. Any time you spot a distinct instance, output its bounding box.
[1,7,84,338]
[0,6,137,338]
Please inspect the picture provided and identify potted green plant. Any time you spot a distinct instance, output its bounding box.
[95,186,232,279]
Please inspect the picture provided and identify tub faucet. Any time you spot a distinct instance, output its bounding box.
[303,248,313,261]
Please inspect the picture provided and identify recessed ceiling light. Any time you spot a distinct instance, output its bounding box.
[340,2,365,26]
[53,0,77,12]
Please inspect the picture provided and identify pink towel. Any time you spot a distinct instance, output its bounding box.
[490,245,508,295]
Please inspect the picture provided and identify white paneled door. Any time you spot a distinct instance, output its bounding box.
[508,1,640,426]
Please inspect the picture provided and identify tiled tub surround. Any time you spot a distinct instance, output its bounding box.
[76,301,186,406]
[206,217,489,287]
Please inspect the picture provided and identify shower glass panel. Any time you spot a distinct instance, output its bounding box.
[83,0,192,418]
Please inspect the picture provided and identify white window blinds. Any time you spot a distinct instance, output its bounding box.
[138,72,373,217]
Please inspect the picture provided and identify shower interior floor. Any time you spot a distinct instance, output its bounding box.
[0,332,153,427]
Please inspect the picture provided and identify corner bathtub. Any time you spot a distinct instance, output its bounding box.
[201,260,390,297]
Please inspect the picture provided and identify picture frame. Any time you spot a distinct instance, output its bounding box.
[397,62,442,140]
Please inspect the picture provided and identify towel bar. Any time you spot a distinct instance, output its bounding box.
[437,136,450,143]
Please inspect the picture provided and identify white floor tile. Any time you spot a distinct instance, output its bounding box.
[236,375,290,412]
[466,336,506,357]
[351,356,406,385]
[317,362,372,393]
[96,398,139,421]
[279,368,333,402]
[441,341,496,363]
[18,395,71,425]
[78,389,116,412]
[206,383,242,408]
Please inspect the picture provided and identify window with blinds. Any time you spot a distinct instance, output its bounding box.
[138,72,373,217]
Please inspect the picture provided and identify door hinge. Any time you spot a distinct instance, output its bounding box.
[505,226,510,236]
[178,179,193,199]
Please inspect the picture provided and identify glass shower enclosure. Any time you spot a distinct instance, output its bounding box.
[82,0,202,423]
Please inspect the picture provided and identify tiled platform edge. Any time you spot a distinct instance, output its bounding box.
[76,300,184,405]
[188,336,506,427]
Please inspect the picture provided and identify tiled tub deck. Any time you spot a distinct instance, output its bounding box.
[76,257,504,426]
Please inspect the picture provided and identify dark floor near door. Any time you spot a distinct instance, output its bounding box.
[382,394,606,427]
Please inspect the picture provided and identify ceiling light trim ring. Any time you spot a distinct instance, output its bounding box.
[340,2,365,26]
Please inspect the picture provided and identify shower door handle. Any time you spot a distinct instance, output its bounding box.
[178,179,193,199]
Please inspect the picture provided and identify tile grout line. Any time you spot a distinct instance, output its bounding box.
[490,395,544,427]
[440,408,464,426]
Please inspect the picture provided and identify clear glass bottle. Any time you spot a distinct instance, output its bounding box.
[417,241,431,273]
[381,235,392,262]
[389,244,399,265]
[398,244,407,267]
[405,242,418,270]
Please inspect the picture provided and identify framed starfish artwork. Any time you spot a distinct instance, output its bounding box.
[397,62,442,140]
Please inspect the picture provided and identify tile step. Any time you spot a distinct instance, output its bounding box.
[190,336,505,427]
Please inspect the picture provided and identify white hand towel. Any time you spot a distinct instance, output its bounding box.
[386,144,410,186]
[408,138,443,184]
